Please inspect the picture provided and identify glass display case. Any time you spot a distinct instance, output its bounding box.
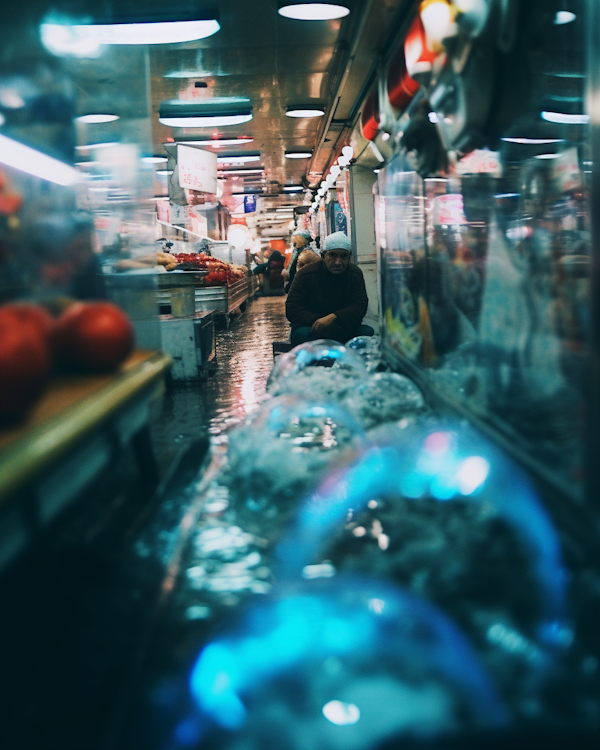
[377,0,591,502]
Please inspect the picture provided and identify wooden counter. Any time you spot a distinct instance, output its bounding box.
[0,350,172,568]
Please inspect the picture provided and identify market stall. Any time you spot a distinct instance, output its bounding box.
[0,349,172,570]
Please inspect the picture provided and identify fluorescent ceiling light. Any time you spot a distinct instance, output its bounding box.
[142,156,168,164]
[42,20,220,47]
[217,154,260,164]
[502,137,564,144]
[219,168,264,175]
[285,151,313,158]
[284,186,304,191]
[0,133,79,186]
[75,142,119,151]
[535,153,561,159]
[286,107,325,118]
[160,114,252,127]
[76,114,119,124]
[173,138,254,148]
[159,98,252,128]
[555,11,576,25]
[278,3,350,21]
[156,169,174,175]
[164,70,212,78]
[541,111,589,124]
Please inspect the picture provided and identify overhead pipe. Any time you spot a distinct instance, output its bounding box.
[306,0,377,180]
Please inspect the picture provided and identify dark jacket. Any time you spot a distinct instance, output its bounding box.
[267,250,285,270]
[285,260,368,339]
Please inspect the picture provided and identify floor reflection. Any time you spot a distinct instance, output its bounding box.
[150,296,290,475]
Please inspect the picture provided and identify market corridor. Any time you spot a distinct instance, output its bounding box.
[150,295,290,475]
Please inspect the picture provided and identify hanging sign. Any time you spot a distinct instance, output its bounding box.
[244,194,257,213]
[456,149,502,177]
[431,194,467,225]
[552,147,581,193]
[177,144,218,194]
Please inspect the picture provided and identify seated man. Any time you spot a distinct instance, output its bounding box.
[286,231,374,346]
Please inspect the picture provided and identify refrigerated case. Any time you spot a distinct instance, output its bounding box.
[376,0,593,505]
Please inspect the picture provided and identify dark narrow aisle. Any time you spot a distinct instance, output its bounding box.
[150,295,290,476]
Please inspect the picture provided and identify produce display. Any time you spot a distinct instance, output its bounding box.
[0,304,52,420]
[50,301,134,371]
[169,252,247,286]
[0,300,135,422]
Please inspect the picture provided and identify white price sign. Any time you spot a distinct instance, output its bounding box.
[177,144,218,194]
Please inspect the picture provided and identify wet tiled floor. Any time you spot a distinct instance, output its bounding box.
[150,295,290,476]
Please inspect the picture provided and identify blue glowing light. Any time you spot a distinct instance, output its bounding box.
[267,339,368,391]
[188,577,509,734]
[278,421,571,650]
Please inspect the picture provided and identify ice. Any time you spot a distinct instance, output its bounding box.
[267,365,365,402]
[346,335,383,372]
[267,339,368,394]
[341,372,428,429]
[187,577,508,749]
[222,396,366,517]
[274,420,573,722]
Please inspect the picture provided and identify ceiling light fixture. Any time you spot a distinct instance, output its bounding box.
[173,137,254,148]
[41,17,220,49]
[286,106,325,118]
[501,137,564,144]
[218,168,264,175]
[76,113,119,124]
[278,3,350,21]
[142,156,169,164]
[217,154,260,164]
[541,111,589,124]
[75,141,119,151]
[156,169,174,175]
[554,11,576,25]
[164,70,212,78]
[284,186,304,191]
[285,151,313,158]
[0,133,79,186]
[159,98,252,128]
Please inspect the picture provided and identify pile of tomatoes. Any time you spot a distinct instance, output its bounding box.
[172,252,212,267]
[170,252,246,287]
[0,301,134,422]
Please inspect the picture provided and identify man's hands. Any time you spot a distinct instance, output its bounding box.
[311,313,337,332]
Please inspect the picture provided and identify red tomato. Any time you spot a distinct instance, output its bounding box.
[0,309,51,420]
[0,303,54,340]
[51,301,134,371]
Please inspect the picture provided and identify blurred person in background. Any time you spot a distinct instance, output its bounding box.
[283,229,312,293]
